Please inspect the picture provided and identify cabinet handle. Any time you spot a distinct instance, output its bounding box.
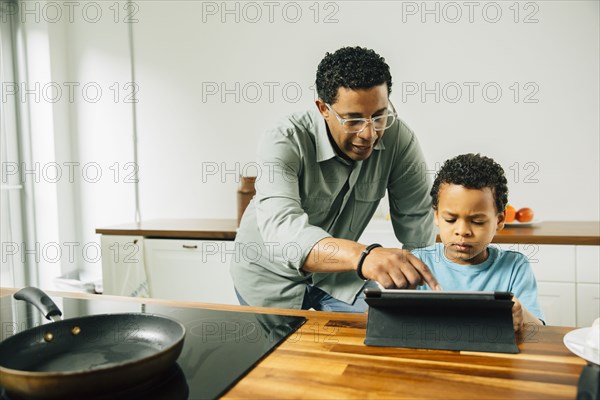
[182,244,198,249]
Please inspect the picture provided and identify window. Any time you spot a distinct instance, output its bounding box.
[1,0,33,287]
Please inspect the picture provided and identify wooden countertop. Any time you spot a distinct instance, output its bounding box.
[1,288,587,399]
[97,219,599,246]
[454,220,600,246]
[95,218,237,240]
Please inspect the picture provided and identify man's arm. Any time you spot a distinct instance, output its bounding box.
[253,124,332,275]
[303,237,441,290]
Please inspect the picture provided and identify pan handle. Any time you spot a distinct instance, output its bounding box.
[14,287,63,321]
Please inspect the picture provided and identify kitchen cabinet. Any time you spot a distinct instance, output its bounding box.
[499,244,599,328]
[577,284,600,327]
[535,282,577,326]
[144,238,237,304]
[100,235,149,298]
[576,246,600,327]
[98,219,238,305]
[101,237,237,304]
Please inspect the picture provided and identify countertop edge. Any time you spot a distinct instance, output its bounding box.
[95,220,600,246]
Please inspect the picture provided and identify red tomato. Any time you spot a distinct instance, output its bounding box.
[516,207,534,223]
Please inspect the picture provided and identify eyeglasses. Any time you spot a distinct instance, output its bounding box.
[324,101,397,135]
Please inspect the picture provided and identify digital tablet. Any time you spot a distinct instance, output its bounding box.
[364,287,513,301]
[363,287,518,353]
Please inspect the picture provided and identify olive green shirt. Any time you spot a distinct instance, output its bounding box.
[229,107,435,309]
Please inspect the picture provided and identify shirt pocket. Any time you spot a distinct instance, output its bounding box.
[351,180,386,233]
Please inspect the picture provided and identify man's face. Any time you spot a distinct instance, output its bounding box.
[317,84,389,161]
[434,184,505,265]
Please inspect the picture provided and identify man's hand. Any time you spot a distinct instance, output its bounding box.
[361,247,442,291]
[303,238,440,291]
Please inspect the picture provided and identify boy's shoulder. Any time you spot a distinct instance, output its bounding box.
[411,244,531,270]
[490,246,530,266]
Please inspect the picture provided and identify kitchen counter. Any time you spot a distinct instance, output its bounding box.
[1,287,586,399]
[96,219,599,245]
[485,220,600,245]
[96,218,237,240]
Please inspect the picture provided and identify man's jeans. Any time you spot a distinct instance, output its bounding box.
[235,280,378,313]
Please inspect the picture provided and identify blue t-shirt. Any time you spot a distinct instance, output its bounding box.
[412,243,544,321]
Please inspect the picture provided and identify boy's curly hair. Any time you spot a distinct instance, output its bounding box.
[316,47,392,104]
[431,153,509,213]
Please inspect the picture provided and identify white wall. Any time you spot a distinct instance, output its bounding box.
[126,1,599,221]
[10,0,600,281]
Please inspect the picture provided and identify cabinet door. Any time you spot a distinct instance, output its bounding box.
[144,239,238,304]
[100,235,149,297]
[498,244,576,283]
[536,282,576,327]
[577,283,600,327]
[576,246,600,283]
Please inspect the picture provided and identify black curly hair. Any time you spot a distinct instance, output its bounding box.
[315,47,392,104]
[431,153,509,213]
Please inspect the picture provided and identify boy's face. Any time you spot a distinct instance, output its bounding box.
[435,183,505,265]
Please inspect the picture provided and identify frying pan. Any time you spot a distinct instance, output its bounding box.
[0,287,186,399]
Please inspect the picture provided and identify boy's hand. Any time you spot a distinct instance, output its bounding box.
[512,296,524,332]
[512,296,544,332]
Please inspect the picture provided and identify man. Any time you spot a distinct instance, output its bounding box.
[230,46,440,312]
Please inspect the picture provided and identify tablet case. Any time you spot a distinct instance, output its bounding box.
[364,289,518,353]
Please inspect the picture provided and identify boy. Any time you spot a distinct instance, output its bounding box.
[412,153,544,331]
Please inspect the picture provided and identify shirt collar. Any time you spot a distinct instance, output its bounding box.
[310,107,386,163]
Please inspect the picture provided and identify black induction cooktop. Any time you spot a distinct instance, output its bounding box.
[0,294,306,399]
